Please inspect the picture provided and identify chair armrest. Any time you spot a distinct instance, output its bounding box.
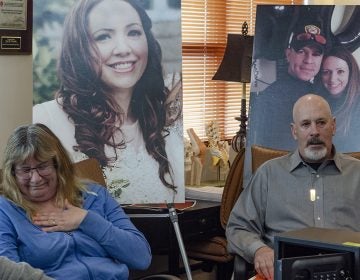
[233,254,255,279]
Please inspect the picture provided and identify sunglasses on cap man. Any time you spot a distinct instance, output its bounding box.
[289,24,327,53]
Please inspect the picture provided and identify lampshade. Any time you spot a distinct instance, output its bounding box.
[212,33,254,83]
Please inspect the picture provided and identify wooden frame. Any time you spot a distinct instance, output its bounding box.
[0,0,32,54]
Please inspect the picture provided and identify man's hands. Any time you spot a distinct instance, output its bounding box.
[32,200,87,232]
[254,246,274,280]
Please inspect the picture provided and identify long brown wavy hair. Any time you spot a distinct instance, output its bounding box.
[321,46,360,135]
[56,0,176,191]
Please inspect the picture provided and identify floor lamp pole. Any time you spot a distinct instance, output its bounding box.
[232,83,248,152]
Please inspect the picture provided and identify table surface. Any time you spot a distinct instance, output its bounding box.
[276,227,360,245]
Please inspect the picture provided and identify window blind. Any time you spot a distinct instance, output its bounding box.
[182,0,304,140]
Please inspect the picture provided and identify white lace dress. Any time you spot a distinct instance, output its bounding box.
[33,100,185,204]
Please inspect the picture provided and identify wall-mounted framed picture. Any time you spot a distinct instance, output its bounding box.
[0,0,32,54]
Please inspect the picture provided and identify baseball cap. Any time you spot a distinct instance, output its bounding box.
[289,24,326,53]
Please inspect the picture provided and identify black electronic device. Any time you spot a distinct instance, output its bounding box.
[274,228,360,280]
[278,252,353,279]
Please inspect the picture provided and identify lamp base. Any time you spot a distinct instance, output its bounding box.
[231,98,247,152]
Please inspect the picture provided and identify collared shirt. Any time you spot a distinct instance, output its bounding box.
[226,149,360,263]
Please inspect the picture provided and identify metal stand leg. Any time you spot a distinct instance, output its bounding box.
[167,204,193,280]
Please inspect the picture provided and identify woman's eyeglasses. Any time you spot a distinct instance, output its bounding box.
[14,162,56,180]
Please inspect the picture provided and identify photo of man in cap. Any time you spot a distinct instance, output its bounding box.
[249,19,328,151]
[287,24,326,82]
[242,5,360,186]
[242,5,360,191]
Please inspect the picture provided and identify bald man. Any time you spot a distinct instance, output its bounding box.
[226,94,360,280]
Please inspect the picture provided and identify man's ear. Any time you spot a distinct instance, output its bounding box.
[291,123,297,140]
[285,48,291,62]
[332,117,336,136]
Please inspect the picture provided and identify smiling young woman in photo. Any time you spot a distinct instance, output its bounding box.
[321,54,349,96]
[33,0,184,204]
[320,46,360,137]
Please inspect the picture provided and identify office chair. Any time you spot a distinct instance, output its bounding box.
[74,158,107,186]
[185,148,254,279]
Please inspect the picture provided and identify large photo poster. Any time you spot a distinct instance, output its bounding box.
[249,5,360,152]
[246,5,360,181]
[32,0,184,204]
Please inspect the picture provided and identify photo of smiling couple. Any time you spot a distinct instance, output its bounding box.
[32,0,184,205]
[248,5,360,154]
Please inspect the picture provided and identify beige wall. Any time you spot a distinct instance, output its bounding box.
[0,55,32,163]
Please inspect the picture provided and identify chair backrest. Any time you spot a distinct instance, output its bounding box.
[348,151,360,160]
[74,158,107,187]
[220,147,246,229]
[251,144,360,173]
[251,145,288,173]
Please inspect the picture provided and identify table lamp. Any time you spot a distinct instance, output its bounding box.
[212,22,254,152]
